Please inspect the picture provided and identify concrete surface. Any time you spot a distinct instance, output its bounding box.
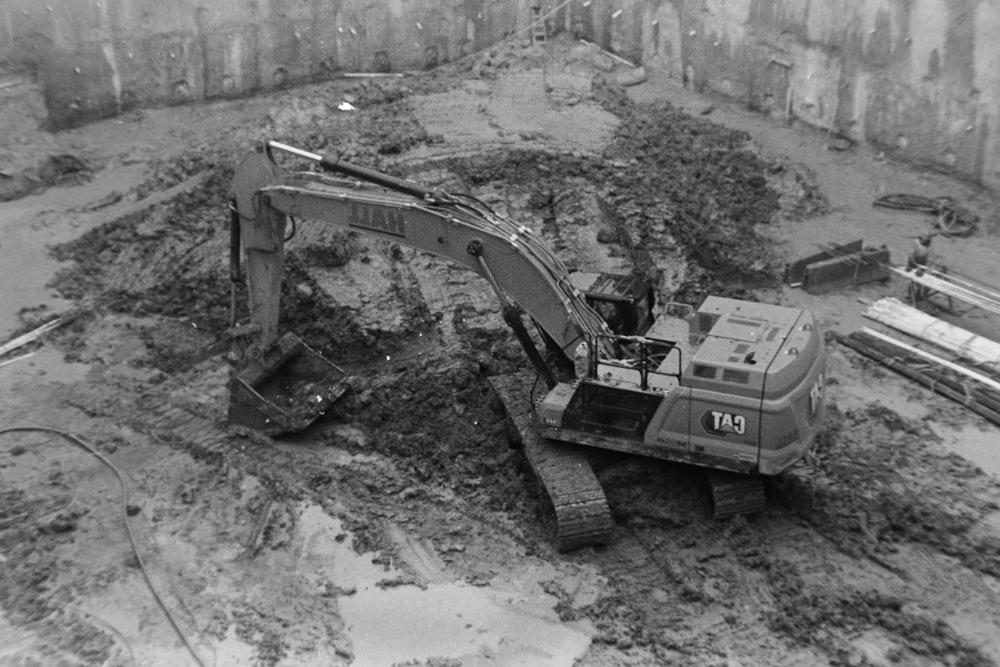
[2,0,999,190]
[0,0,524,127]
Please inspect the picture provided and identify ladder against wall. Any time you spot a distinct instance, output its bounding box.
[531,2,546,44]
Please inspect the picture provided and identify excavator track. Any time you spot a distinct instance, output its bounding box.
[707,470,766,519]
[488,373,615,551]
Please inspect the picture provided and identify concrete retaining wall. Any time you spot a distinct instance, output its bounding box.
[2,0,998,189]
[560,0,999,189]
[0,0,525,128]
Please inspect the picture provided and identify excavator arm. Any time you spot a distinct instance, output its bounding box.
[225,141,826,549]
[228,141,629,548]
[230,141,609,374]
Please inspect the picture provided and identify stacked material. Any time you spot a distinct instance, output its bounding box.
[865,297,1000,372]
[889,266,1000,316]
[839,329,1000,427]
[0,311,79,367]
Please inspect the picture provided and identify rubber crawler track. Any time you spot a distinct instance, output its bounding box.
[488,372,614,551]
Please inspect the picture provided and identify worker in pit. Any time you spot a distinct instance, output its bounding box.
[907,234,933,273]
[905,233,934,302]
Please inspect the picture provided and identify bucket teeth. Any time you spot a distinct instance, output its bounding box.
[227,332,348,435]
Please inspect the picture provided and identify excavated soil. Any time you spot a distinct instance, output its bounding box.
[2,35,1000,667]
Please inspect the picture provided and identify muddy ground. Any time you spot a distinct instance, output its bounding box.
[2,36,1000,667]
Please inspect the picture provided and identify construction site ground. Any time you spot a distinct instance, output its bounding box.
[2,37,1000,667]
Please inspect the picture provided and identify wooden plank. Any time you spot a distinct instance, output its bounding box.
[839,332,1000,428]
[861,327,1000,393]
[0,312,80,357]
[889,266,1000,316]
[843,330,1000,415]
[0,351,37,368]
[865,297,1000,371]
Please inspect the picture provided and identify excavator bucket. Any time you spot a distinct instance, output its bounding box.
[227,332,349,435]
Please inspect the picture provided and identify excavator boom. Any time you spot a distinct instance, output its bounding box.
[225,140,827,549]
[232,141,609,362]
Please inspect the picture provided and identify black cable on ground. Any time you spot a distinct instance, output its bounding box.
[873,193,977,237]
[872,193,940,213]
[0,426,208,667]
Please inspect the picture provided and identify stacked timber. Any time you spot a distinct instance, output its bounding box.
[865,297,1000,373]
[888,266,1000,316]
[0,311,80,367]
[838,329,1000,427]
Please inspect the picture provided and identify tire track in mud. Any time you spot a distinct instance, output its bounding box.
[759,493,1000,666]
[61,359,1000,666]
[574,480,999,667]
[781,403,1000,578]
[582,515,790,661]
[58,370,239,465]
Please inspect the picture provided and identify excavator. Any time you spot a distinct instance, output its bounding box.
[225,140,827,550]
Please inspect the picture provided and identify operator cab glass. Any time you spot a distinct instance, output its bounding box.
[570,271,655,336]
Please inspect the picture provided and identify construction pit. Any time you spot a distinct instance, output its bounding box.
[2,36,1000,667]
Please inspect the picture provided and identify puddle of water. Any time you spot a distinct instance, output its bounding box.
[975,511,1000,535]
[297,503,390,588]
[341,583,592,667]
[85,597,261,667]
[295,503,594,667]
[0,346,90,394]
[0,208,76,340]
[946,612,1000,665]
[830,379,929,421]
[214,624,258,667]
[79,595,195,667]
[939,423,1000,478]
[0,608,43,663]
[849,629,896,667]
[0,163,147,340]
